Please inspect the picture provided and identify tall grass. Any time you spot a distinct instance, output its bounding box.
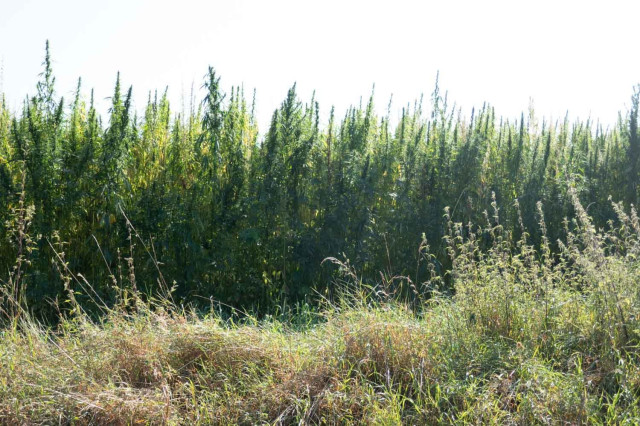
[1,193,640,424]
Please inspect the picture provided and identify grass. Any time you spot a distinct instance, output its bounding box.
[2,192,640,424]
[1,294,639,424]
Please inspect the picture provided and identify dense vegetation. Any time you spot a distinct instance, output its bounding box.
[1,43,639,320]
[3,192,640,424]
[3,43,640,424]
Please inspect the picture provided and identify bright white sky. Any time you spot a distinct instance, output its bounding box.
[1,0,639,133]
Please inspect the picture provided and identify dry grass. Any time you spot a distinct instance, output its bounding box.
[0,291,638,425]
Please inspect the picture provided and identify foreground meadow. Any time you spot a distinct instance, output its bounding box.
[2,193,640,425]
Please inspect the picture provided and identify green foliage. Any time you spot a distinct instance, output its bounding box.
[0,44,639,318]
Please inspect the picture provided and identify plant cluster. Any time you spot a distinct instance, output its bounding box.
[0,43,639,318]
